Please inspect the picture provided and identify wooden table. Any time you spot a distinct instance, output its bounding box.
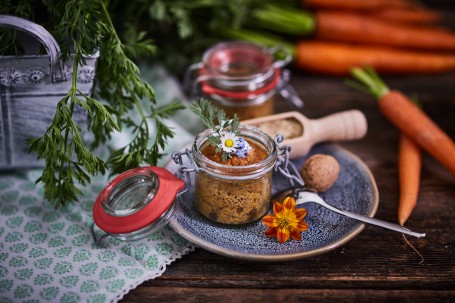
[123,4,455,302]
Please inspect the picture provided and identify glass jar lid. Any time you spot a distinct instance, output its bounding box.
[92,166,184,236]
[202,41,275,81]
[199,41,282,99]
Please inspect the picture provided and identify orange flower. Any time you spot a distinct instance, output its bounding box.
[261,196,308,243]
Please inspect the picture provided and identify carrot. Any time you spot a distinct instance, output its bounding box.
[295,41,455,75]
[398,133,422,226]
[370,8,442,26]
[317,8,442,27]
[349,67,455,176]
[303,0,420,11]
[221,28,455,76]
[252,5,455,52]
[315,11,455,51]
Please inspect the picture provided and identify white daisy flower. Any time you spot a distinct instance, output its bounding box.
[218,131,240,154]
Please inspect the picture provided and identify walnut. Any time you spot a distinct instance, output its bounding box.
[301,154,340,192]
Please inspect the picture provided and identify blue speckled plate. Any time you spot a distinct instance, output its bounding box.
[166,144,379,261]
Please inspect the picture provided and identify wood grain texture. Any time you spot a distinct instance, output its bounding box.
[122,3,455,301]
[125,288,455,303]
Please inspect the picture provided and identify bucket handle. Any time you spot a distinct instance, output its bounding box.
[0,14,67,82]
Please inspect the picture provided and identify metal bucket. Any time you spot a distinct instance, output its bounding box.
[0,14,98,169]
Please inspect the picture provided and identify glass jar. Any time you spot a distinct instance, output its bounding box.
[184,41,303,120]
[191,124,278,224]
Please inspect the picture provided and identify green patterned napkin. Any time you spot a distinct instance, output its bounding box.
[0,65,200,303]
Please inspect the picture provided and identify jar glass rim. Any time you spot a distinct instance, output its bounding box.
[201,41,274,81]
[192,124,277,178]
[102,171,159,217]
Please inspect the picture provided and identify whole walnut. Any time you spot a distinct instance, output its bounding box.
[301,154,340,192]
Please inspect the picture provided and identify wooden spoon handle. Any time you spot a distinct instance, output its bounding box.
[308,110,368,145]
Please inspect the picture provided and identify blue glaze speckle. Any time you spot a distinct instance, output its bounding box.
[167,144,378,261]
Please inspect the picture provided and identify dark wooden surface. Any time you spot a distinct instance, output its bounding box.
[122,4,455,302]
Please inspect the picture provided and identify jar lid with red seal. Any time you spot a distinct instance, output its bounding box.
[91,166,185,244]
[184,41,303,108]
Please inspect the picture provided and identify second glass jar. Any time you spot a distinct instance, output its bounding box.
[185,41,295,120]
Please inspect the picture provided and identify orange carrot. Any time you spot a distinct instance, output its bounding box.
[303,0,419,11]
[295,41,455,75]
[380,91,455,176]
[318,8,442,27]
[350,67,455,176]
[315,11,455,51]
[222,28,455,75]
[398,133,422,226]
[371,8,442,26]
[252,5,455,52]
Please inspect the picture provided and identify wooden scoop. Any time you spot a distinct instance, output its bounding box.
[243,110,367,158]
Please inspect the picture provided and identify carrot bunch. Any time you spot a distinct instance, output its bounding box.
[241,1,455,76]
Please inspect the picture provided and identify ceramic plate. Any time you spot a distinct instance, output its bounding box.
[165,144,379,261]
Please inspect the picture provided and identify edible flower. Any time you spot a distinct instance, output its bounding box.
[191,99,251,161]
[261,197,308,243]
[235,137,251,158]
[219,132,240,153]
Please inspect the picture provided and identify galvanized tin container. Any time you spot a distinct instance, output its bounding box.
[0,14,98,169]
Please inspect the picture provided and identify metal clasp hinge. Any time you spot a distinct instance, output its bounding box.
[171,148,198,193]
[274,134,305,188]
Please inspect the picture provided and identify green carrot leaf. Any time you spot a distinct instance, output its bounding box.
[348,66,390,99]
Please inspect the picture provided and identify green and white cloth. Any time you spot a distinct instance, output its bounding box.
[0,66,201,303]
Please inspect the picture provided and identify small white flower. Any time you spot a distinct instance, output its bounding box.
[218,131,239,153]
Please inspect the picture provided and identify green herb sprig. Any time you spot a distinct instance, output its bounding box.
[190,99,240,161]
[7,0,185,207]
